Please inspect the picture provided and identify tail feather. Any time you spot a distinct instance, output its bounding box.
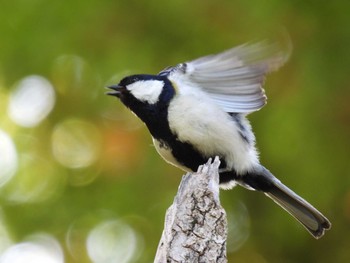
[265,179,331,238]
[240,166,331,239]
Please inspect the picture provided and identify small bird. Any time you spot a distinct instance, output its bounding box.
[107,41,331,238]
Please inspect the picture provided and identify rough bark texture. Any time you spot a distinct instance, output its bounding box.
[154,157,228,263]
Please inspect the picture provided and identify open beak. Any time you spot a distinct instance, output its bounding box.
[106,84,126,97]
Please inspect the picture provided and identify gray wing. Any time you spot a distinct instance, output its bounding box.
[160,40,291,113]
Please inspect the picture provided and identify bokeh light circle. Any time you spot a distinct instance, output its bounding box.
[0,130,18,187]
[51,118,101,169]
[0,233,64,263]
[226,202,250,253]
[8,75,55,128]
[86,219,139,263]
[4,154,64,204]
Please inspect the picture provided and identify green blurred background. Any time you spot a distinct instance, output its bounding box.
[0,0,349,262]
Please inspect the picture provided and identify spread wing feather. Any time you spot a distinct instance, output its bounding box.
[160,40,291,113]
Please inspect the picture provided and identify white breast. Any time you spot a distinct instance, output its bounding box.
[167,84,260,174]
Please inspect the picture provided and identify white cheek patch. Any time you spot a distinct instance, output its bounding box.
[127,80,164,104]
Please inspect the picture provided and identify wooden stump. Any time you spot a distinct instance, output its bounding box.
[154,157,228,263]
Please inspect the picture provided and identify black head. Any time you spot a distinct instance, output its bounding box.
[107,74,167,102]
[107,74,176,124]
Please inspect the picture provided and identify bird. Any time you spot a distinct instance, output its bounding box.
[107,40,331,238]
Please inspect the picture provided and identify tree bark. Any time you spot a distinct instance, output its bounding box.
[154,157,228,263]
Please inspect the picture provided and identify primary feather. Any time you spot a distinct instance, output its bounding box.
[160,41,290,113]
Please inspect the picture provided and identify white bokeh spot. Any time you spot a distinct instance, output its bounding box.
[0,233,64,263]
[8,75,56,128]
[0,130,18,187]
[86,220,139,263]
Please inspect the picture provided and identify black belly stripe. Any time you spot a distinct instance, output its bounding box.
[168,139,209,172]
